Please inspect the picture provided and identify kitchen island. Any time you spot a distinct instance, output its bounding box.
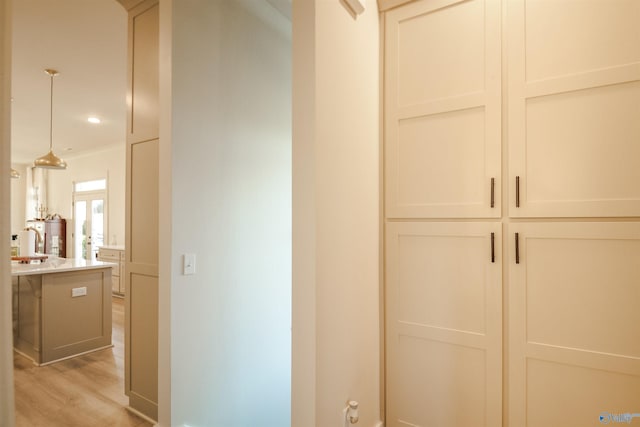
[11,258,115,365]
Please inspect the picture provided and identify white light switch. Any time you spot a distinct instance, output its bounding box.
[183,253,196,275]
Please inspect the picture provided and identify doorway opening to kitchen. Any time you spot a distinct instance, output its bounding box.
[72,178,107,260]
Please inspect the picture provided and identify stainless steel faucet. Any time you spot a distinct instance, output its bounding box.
[24,227,43,253]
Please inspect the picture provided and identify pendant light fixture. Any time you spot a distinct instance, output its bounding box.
[34,69,67,169]
[10,168,20,179]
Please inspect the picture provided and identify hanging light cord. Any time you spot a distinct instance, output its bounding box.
[34,68,66,169]
[49,71,54,152]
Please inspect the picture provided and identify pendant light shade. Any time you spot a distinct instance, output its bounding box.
[10,168,20,179]
[34,69,67,170]
[34,150,67,169]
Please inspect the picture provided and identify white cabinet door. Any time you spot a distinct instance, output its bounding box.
[386,222,502,427]
[508,222,640,427]
[384,0,501,218]
[508,0,640,217]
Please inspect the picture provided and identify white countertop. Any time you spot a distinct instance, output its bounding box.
[11,257,117,276]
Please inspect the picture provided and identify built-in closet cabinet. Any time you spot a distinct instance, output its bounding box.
[508,222,640,426]
[505,1,640,425]
[507,0,640,218]
[124,0,159,421]
[385,222,503,427]
[384,0,503,425]
[384,0,501,219]
[383,0,640,426]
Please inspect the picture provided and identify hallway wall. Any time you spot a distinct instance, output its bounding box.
[292,1,381,425]
[161,0,292,425]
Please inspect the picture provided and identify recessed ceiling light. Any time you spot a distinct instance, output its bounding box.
[88,117,101,124]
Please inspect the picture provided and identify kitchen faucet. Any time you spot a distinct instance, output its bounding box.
[24,227,43,253]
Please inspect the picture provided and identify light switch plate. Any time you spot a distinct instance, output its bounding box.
[183,253,196,275]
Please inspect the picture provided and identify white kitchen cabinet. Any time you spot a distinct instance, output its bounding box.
[508,222,640,427]
[97,246,125,295]
[507,0,640,217]
[384,0,502,219]
[385,221,502,427]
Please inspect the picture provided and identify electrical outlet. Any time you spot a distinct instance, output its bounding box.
[71,287,87,297]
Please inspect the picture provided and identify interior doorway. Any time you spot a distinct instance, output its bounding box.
[5,0,132,425]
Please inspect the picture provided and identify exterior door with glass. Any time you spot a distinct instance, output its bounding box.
[73,191,106,260]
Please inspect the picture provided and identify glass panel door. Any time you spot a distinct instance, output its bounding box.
[90,199,105,260]
[74,200,88,259]
[73,191,107,260]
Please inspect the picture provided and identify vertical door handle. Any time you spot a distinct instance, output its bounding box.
[490,232,495,263]
[515,232,520,264]
[490,178,495,208]
[516,176,520,208]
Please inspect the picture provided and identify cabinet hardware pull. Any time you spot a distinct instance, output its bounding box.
[515,232,520,264]
[490,178,495,208]
[516,176,520,208]
[491,232,495,263]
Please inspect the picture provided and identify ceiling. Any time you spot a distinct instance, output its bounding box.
[11,0,127,164]
[11,0,290,165]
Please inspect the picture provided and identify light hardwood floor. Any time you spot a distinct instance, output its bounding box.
[14,297,154,427]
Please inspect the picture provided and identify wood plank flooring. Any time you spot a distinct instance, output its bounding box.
[14,297,154,427]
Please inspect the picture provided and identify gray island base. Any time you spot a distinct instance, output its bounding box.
[11,258,114,366]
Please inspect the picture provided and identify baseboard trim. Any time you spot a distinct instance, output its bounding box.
[126,404,158,425]
[14,344,114,367]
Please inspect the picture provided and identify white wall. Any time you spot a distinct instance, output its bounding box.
[162,1,292,426]
[292,1,381,426]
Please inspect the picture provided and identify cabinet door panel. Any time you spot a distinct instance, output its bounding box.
[526,359,640,427]
[393,337,487,427]
[127,272,158,416]
[508,0,640,217]
[127,1,159,143]
[385,0,501,218]
[42,270,112,364]
[524,0,640,82]
[508,223,640,427]
[129,139,159,266]
[396,107,486,210]
[386,222,502,427]
[395,0,485,107]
